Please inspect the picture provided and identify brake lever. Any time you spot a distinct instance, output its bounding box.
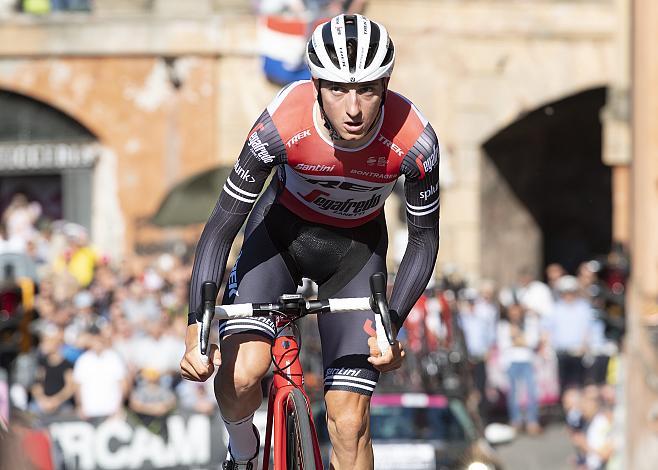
[199,281,218,357]
[369,272,395,346]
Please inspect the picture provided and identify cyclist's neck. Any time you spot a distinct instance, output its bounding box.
[314,102,382,149]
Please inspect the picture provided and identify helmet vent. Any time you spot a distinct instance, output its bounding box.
[307,43,324,68]
[322,22,341,68]
[382,39,395,67]
[364,22,381,68]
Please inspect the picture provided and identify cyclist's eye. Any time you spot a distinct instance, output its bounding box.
[330,85,346,94]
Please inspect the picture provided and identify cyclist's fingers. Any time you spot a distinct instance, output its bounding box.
[367,350,392,366]
[209,343,222,367]
[184,351,214,380]
[367,336,381,356]
[180,359,197,380]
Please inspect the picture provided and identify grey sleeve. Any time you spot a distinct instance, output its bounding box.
[389,124,440,328]
[187,110,286,323]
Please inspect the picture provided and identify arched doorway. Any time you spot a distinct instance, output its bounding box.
[0,90,99,231]
[481,87,612,283]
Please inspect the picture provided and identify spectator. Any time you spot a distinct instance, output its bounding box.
[129,368,176,434]
[63,291,102,351]
[458,287,496,423]
[0,224,26,254]
[73,326,128,419]
[543,275,595,397]
[563,388,588,468]
[110,314,139,370]
[30,327,75,416]
[62,225,96,288]
[132,314,183,382]
[1,193,41,250]
[545,262,566,300]
[497,302,541,435]
[586,400,615,470]
[122,278,160,325]
[176,379,217,415]
[517,267,554,318]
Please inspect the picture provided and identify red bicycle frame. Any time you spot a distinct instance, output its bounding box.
[261,320,324,470]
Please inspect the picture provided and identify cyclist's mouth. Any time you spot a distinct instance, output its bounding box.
[343,121,364,133]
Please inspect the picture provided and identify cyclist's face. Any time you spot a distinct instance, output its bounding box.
[317,79,386,144]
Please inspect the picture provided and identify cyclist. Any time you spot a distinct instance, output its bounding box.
[180,13,440,470]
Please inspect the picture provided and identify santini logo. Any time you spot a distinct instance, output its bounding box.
[295,163,335,172]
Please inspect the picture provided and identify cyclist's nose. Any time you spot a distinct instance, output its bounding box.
[345,90,361,119]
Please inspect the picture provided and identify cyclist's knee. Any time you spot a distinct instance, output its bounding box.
[325,393,370,443]
[215,334,271,400]
[218,368,263,397]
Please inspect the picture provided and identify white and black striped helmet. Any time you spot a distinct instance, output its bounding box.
[306,14,395,84]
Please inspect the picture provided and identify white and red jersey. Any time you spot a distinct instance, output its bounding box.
[221,80,440,229]
[259,80,434,227]
[189,80,440,327]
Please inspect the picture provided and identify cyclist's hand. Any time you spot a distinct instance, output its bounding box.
[367,335,405,373]
[180,323,221,382]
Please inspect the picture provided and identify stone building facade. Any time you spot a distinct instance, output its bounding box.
[0,0,629,283]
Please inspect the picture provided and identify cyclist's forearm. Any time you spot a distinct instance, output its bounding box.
[389,222,439,328]
[188,199,248,324]
[188,110,285,323]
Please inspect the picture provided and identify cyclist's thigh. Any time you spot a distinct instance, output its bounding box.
[219,215,298,343]
[317,231,387,397]
[216,215,298,392]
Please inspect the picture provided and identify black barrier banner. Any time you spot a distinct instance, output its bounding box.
[43,412,227,470]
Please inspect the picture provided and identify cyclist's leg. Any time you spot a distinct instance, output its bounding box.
[215,199,298,462]
[316,217,387,470]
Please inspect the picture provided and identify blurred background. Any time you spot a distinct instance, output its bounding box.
[1,0,657,469]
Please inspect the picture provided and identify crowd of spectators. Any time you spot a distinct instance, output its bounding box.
[0,191,628,470]
[398,252,627,469]
[0,193,215,434]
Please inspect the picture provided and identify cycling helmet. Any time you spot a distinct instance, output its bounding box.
[306,14,395,84]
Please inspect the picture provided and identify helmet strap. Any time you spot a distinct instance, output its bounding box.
[316,89,342,140]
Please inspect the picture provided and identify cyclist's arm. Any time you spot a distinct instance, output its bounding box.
[389,124,440,329]
[187,110,286,324]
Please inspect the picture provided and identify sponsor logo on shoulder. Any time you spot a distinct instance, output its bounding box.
[295,163,335,172]
[420,183,439,200]
[378,134,405,157]
[248,129,275,164]
[423,143,439,174]
[286,129,312,148]
[234,161,256,183]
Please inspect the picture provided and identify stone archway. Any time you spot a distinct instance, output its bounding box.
[480,87,611,284]
[0,89,100,232]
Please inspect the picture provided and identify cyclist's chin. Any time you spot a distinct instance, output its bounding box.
[337,128,368,143]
